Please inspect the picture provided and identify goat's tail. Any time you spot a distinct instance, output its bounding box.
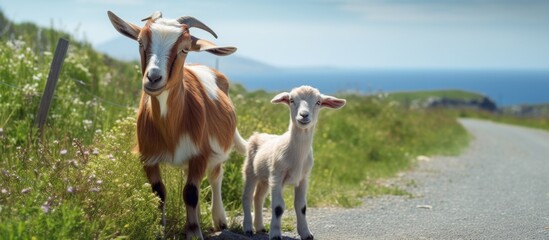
[233,129,247,154]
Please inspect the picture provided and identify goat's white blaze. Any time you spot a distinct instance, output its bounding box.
[156,90,169,118]
[173,134,199,165]
[148,19,183,80]
[186,65,219,100]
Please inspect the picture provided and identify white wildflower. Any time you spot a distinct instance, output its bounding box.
[7,39,26,50]
[72,98,84,105]
[41,202,50,213]
[68,159,78,168]
[32,73,43,81]
[83,119,93,130]
[22,83,39,98]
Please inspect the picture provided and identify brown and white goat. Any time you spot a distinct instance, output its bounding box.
[107,11,246,239]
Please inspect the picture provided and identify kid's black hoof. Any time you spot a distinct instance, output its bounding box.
[218,222,227,230]
[302,235,314,240]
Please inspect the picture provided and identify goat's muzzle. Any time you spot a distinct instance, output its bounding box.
[147,67,162,83]
[297,112,311,126]
[143,68,166,96]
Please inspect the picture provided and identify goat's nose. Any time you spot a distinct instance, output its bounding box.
[299,111,309,118]
[147,67,162,83]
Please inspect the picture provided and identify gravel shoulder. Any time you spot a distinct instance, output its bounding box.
[307,119,549,239]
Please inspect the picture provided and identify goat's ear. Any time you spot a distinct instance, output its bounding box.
[107,11,141,41]
[271,92,290,105]
[190,36,236,56]
[321,95,346,109]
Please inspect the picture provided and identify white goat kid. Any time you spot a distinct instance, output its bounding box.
[242,86,346,240]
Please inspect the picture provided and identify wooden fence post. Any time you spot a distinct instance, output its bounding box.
[35,38,69,135]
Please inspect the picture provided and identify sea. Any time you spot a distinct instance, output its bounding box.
[230,69,549,106]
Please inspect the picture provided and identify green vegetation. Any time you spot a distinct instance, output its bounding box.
[493,103,549,131]
[0,13,469,239]
[389,89,549,131]
[458,110,549,131]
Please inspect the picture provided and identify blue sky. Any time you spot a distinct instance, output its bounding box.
[1,0,549,69]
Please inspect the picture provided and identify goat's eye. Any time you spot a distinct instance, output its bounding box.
[289,99,294,104]
[316,101,321,106]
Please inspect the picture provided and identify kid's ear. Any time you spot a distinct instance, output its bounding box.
[321,95,346,109]
[271,92,290,105]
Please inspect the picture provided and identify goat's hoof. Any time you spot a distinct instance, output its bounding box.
[270,236,282,240]
[217,221,227,230]
[185,223,203,240]
[244,231,253,236]
[259,228,267,233]
[302,235,314,240]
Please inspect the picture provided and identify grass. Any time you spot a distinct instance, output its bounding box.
[0,12,469,239]
[458,109,549,131]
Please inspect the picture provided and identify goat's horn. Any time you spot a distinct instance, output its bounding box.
[177,16,218,39]
[141,11,162,22]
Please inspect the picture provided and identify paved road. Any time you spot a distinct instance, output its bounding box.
[306,119,549,239]
[209,119,549,239]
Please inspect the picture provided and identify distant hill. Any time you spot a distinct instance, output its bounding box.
[387,90,485,102]
[387,90,498,112]
[95,37,277,75]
